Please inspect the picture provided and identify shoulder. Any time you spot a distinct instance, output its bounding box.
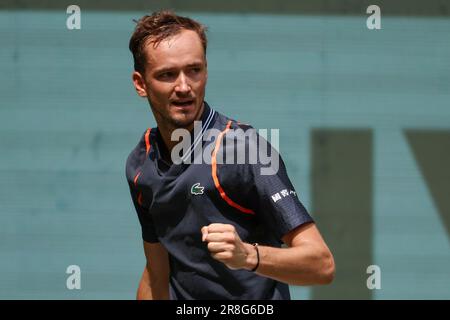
[212,116,259,184]
[218,117,274,163]
[215,114,284,179]
[125,128,152,182]
[212,112,258,145]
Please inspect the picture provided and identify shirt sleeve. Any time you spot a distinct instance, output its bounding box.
[248,153,314,241]
[127,181,159,243]
[126,131,159,243]
[217,123,314,241]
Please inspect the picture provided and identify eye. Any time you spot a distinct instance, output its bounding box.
[188,67,202,75]
[157,71,176,80]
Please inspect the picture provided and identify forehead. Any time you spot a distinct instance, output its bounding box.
[143,29,205,71]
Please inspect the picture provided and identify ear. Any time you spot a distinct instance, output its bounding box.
[132,71,148,97]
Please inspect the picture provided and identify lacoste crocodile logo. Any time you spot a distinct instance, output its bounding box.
[191,182,204,195]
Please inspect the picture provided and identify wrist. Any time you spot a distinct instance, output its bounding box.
[244,242,259,271]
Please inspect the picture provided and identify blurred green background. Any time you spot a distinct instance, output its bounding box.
[1,1,449,299]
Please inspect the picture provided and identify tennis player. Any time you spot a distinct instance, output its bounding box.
[126,10,335,300]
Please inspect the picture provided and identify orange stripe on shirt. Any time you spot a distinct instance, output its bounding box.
[135,128,151,208]
[133,171,141,186]
[211,121,255,215]
[145,128,151,156]
[133,171,144,206]
[137,193,143,206]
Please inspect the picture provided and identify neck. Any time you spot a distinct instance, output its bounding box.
[157,123,179,154]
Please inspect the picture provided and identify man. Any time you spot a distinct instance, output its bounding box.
[126,10,335,300]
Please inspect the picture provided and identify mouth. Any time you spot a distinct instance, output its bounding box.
[171,99,195,107]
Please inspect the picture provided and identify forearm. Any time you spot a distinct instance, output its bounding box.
[243,241,335,286]
[136,266,170,300]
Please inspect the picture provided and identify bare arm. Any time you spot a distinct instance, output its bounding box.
[136,241,170,300]
[202,222,335,286]
[246,223,335,286]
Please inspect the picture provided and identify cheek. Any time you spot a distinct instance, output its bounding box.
[147,82,172,101]
[194,77,207,93]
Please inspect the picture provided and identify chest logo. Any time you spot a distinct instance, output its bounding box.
[191,182,205,195]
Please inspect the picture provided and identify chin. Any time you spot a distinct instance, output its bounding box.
[169,103,202,128]
[169,112,198,128]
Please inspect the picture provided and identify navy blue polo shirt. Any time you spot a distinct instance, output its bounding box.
[125,102,313,300]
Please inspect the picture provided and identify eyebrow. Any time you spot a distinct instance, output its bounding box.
[185,62,203,68]
[153,62,204,74]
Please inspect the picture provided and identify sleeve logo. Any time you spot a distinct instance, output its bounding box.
[271,189,297,203]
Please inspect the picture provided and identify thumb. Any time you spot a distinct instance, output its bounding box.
[201,226,209,242]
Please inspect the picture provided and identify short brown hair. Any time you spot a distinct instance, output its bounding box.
[129,10,208,74]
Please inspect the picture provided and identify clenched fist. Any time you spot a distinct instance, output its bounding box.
[201,223,257,270]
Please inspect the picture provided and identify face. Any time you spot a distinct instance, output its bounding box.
[132,29,207,131]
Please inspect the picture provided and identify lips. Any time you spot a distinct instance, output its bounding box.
[172,99,194,107]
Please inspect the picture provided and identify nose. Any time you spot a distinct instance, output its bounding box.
[174,72,191,95]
